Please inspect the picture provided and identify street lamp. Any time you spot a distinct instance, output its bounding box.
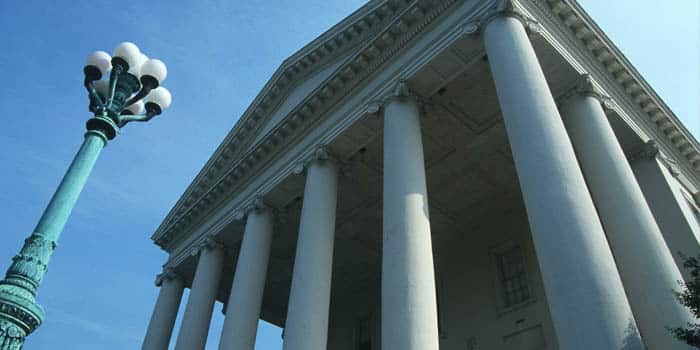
[0,42,171,348]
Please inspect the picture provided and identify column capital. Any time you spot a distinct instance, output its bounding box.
[244,196,272,216]
[386,80,429,106]
[464,0,543,37]
[233,196,272,221]
[365,80,433,121]
[293,145,339,176]
[389,80,411,100]
[629,140,681,177]
[560,74,616,109]
[629,139,661,162]
[190,236,224,257]
[155,267,182,287]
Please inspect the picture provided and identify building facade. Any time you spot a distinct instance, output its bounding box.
[141,0,700,349]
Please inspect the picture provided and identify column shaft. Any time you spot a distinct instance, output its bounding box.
[283,159,338,350]
[632,153,700,281]
[561,93,694,349]
[142,277,184,350]
[382,96,439,350]
[174,244,224,350]
[483,15,643,349]
[219,209,274,350]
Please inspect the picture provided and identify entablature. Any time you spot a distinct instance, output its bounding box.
[153,0,700,259]
[153,0,480,254]
[526,0,700,189]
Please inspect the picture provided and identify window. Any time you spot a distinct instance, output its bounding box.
[356,316,373,350]
[496,245,531,307]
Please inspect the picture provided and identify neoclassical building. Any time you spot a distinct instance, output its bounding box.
[141,0,700,349]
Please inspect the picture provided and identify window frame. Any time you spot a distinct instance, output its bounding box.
[490,241,536,315]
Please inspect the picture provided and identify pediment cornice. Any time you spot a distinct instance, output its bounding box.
[531,0,700,179]
[153,0,700,252]
[153,0,465,250]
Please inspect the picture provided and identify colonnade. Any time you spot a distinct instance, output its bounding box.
[141,9,696,350]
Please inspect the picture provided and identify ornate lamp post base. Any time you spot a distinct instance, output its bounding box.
[0,284,44,349]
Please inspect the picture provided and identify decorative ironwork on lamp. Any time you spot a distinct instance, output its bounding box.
[83,42,172,139]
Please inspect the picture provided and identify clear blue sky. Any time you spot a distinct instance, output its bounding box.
[0,0,697,349]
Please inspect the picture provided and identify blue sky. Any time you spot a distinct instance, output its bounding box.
[0,0,697,349]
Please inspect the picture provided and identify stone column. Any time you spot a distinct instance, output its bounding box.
[381,86,439,350]
[219,202,274,350]
[174,238,225,350]
[631,140,700,281]
[481,7,644,350]
[142,268,184,350]
[283,149,338,350]
[560,84,694,349]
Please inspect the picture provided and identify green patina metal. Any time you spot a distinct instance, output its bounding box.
[0,129,106,349]
[0,49,168,348]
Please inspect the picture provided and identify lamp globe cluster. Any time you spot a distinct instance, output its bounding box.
[83,42,171,138]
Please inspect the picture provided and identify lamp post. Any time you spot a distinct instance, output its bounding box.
[0,42,172,348]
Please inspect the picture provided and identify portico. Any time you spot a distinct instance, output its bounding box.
[142,0,700,349]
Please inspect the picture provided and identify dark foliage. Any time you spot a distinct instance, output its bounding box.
[670,255,700,348]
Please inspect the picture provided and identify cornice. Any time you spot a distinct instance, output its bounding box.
[531,0,700,179]
[152,0,404,240]
[152,0,465,250]
[155,0,700,256]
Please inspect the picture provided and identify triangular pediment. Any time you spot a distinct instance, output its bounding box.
[222,0,404,158]
[153,0,415,245]
[248,45,358,148]
[153,0,700,253]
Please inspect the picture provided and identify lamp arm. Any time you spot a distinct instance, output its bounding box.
[84,80,105,111]
[106,65,123,108]
[118,112,156,126]
[125,84,154,107]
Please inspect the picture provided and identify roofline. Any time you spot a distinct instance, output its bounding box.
[151,0,700,251]
[151,0,406,244]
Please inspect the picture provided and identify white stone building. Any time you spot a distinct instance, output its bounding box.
[141,0,700,349]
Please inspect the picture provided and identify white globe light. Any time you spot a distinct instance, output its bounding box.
[146,87,172,110]
[85,51,112,75]
[126,100,145,114]
[113,42,141,69]
[93,80,110,98]
[140,59,167,83]
[128,53,149,76]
